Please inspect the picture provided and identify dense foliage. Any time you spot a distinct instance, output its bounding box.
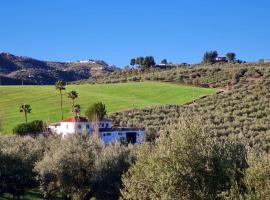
[0,135,135,200]
[121,116,248,200]
[35,135,136,200]
[12,120,44,136]
[0,136,44,198]
[85,102,107,121]
[1,119,270,199]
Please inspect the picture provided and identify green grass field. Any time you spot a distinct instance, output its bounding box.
[0,82,216,134]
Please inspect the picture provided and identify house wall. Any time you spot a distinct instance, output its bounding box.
[100,131,125,144]
[53,122,93,136]
[49,120,144,144]
[100,130,145,144]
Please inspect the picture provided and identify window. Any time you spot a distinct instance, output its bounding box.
[78,124,82,129]
[118,132,123,136]
[86,124,90,129]
[103,132,111,137]
[105,123,108,128]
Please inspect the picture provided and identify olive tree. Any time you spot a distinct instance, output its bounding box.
[91,143,137,200]
[35,135,102,199]
[121,115,248,200]
[35,135,136,200]
[242,150,270,199]
[0,136,44,198]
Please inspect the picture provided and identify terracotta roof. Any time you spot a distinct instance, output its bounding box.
[61,116,89,122]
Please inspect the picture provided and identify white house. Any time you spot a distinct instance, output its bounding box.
[215,56,227,62]
[48,116,145,144]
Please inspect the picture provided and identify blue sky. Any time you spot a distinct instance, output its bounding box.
[0,0,269,67]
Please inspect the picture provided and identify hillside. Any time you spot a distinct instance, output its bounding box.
[77,62,270,88]
[0,82,215,133]
[109,65,270,151]
[0,52,118,85]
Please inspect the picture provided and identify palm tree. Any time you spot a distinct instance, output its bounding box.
[68,90,78,113]
[19,104,32,123]
[55,80,66,120]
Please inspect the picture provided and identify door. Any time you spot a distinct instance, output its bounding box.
[126,132,137,144]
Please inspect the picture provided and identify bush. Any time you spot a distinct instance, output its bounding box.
[13,120,44,136]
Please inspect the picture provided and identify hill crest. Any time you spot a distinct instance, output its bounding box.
[0,52,118,85]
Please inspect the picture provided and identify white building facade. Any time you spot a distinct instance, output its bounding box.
[48,116,145,144]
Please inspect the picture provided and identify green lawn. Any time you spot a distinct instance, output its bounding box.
[0,82,216,134]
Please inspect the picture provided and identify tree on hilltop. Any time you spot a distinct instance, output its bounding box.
[226,52,236,62]
[161,59,168,65]
[135,57,144,66]
[142,56,155,68]
[131,56,156,68]
[130,58,136,66]
[203,51,218,63]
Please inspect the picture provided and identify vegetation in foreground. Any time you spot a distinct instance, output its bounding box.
[0,115,269,200]
[0,82,215,134]
[121,116,270,200]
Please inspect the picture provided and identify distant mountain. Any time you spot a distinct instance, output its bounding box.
[0,52,118,85]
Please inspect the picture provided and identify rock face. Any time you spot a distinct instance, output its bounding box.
[0,52,118,85]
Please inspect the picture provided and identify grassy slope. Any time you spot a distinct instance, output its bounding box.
[0,82,216,134]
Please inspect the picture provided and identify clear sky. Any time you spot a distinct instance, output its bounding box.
[0,0,269,67]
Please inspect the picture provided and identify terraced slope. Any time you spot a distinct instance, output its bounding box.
[110,73,270,151]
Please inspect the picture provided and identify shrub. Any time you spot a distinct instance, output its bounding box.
[13,120,44,136]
